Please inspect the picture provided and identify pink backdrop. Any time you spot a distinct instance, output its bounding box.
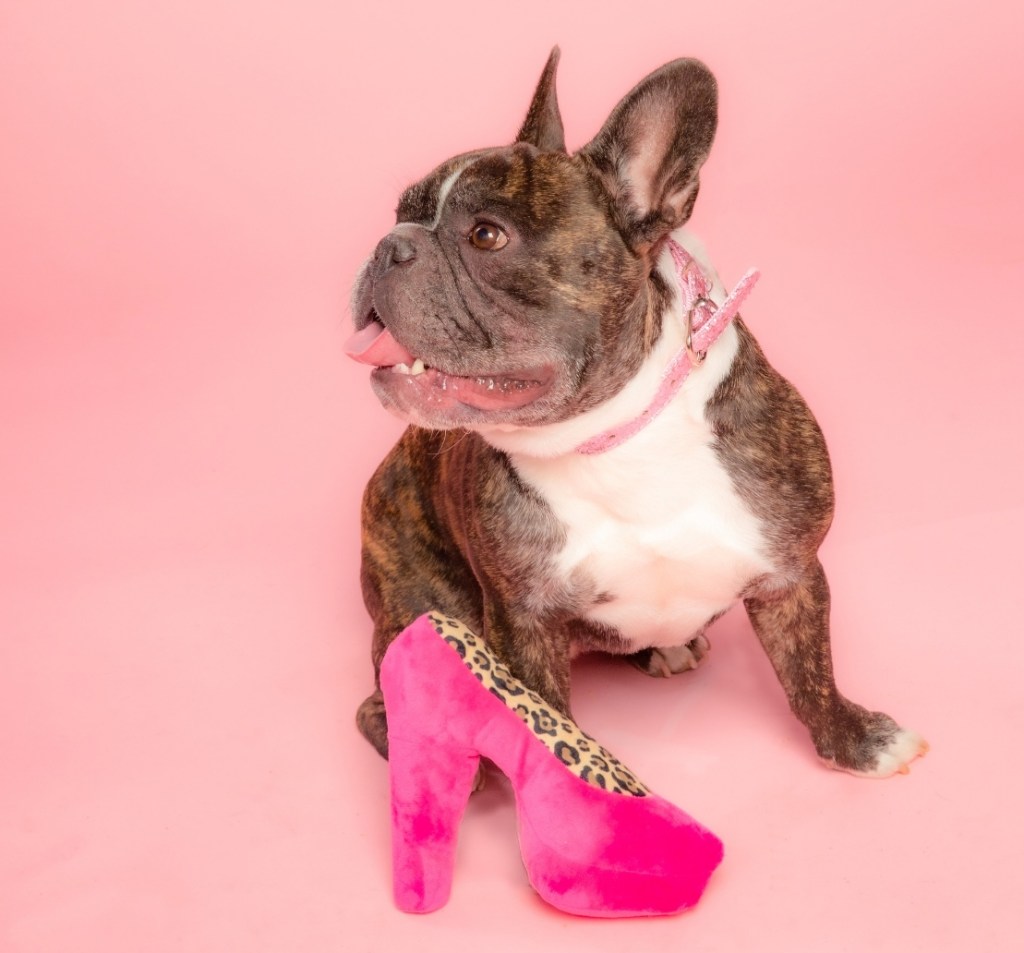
[3,1,1022,950]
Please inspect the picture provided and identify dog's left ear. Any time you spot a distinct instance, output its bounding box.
[579,59,718,253]
[515,47,567,153]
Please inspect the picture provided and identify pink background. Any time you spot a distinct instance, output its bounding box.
[2,1,1022,950]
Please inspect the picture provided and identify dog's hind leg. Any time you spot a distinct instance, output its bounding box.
[627,635,711,678]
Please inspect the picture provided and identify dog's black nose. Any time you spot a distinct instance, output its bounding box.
[390,235,416,264]
[375,233,417,273]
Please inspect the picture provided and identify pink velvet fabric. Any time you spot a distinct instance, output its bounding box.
[379,613,724,917]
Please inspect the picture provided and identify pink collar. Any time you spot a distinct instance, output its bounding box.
[574,240,760,455]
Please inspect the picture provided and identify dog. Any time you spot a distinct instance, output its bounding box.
[347,49,925,778]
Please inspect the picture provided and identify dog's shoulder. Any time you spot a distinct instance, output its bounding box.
[707,319,836,566]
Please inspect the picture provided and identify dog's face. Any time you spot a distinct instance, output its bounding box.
[348,50,718,431]
[349,144,645,430]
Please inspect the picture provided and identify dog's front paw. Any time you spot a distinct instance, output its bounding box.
[848,726,929,778]
[818,705,929,778]
[628,635,711,678]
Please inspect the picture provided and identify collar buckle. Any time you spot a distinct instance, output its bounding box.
[685,296,715,366]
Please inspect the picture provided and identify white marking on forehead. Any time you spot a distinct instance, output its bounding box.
[430,165,467,229]
[429,155,483,230]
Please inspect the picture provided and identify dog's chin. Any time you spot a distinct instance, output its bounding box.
[369,362,557,430]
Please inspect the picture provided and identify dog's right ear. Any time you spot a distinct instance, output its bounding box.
[515,47,567,153]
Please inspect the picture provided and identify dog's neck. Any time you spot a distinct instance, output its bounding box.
[478,230,739,461]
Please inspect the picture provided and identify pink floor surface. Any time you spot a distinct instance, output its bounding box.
[3,3,1022,951]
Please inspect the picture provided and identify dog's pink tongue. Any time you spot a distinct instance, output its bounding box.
[344,321,416,367]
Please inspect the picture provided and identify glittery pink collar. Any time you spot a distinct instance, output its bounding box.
[574,240,760,455]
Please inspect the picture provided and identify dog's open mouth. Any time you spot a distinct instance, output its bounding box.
[345,318,554,413]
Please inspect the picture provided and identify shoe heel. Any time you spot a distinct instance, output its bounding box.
[387,733,480,913]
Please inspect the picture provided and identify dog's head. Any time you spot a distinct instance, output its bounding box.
[347,49,717,431]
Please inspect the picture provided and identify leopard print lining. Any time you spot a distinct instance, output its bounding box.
[427,612,650,797]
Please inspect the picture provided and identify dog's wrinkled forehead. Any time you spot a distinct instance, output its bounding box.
[394,152,482,226]
[395,145,590,233]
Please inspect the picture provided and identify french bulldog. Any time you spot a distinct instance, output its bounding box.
[347,49,925,778]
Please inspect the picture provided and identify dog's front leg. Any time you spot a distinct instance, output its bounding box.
[482,600,574,719]
[744,559,926,777]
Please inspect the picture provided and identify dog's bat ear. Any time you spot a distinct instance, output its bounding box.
[515,46,567,153]
[579,59,718,253]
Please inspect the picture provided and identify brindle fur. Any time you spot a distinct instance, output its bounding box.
[358,427,584,756]
[705,320,906,767]
[354,50,910,773]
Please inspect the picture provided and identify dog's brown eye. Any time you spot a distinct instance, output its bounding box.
[468,222,508,250]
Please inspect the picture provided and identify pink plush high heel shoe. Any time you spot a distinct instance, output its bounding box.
[379,612,724,917]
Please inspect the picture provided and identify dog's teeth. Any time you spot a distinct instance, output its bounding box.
[393,362,410,375]
[409,359,426,376]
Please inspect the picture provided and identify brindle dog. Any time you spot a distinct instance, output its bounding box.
[348,50,925,778]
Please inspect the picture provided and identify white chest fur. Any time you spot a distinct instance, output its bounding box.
[513,329,770,649]
[483,232,772,651]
